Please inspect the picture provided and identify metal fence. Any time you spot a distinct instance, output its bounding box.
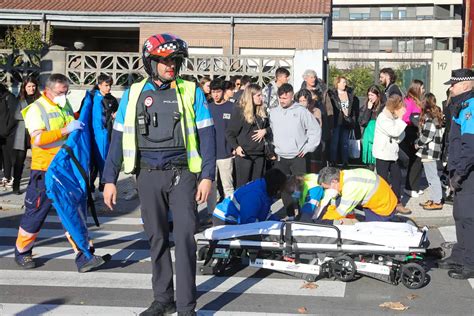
[0,49,293,89]
[65,52,293,87]
[329,58,431,96]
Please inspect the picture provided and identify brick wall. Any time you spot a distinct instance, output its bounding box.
[140,23,324,54]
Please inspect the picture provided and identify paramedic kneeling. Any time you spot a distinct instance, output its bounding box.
[317,167,398,222]
[288,173,325,222]
[212,168,287,225]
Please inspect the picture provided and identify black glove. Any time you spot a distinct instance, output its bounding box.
[450,173,464,191]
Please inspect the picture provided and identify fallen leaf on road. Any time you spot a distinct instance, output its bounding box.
[406,294,419,300]
[379,302,409,311]
[300,282,318,289]
[297,306,308,314]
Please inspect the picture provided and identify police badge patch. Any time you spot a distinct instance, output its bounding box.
[144,96,153,107]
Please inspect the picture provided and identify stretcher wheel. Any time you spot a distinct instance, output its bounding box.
[332,255,356,282]
[304,274,317,282]
[400,262,426,289]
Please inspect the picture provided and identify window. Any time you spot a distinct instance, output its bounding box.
[397,39,414,52]
[416,6,434,20]
[353,39,370,51]
[380,9,393,20]
[398,8,407,19]
[379,39,393,52]
[349,8,370,20]
[424,38,433,51]
[414,39,425,52]
[332,8,340,20]
[436,38,449,50]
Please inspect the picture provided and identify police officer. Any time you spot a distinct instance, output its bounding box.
[437,68,474,279]
[102,34,216,315]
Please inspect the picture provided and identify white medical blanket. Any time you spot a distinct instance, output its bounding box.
[203,221,425,248]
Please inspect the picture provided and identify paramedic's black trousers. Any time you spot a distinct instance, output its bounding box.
[451,172,474,270]
[137,168,198,312]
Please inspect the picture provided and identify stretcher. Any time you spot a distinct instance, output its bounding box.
[197,220,429,289]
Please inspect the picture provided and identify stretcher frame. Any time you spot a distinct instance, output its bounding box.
[197,221,429,289]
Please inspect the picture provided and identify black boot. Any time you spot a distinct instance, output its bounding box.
[438,256,463,270]
[448,267,474,280]
[140,301,176,316]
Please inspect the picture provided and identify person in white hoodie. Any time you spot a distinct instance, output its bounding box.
[373,95,411,214]
[269,83,321,218]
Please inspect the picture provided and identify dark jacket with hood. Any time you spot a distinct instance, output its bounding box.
[0,85,17,139]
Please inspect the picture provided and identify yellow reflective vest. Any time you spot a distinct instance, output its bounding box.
[22,94,74,171]
[122,78,202,174]
[299,173,319,208]
[322,168,397,220]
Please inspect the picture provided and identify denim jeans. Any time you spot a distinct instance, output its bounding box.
[422,160,442,204]
[329,124,350,164]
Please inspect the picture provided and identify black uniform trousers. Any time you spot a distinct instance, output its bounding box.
[451,172,474,270]
[274,156,306,216]
[136,167,198,312]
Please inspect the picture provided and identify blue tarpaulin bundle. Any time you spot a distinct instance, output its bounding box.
[45,92,98,260]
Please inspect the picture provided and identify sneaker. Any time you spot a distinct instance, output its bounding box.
[396,203,412,215]
[417,190,424,195]
[5,177,14,187]
[419,200,433,207]
[404,189,419,198]
[15,253,36,269]
[178,311,197,316]
[424,202,443,211]
[124,189,138,201]
[76,253,110,273]
[444,194,454,205]
[140,301,176,316]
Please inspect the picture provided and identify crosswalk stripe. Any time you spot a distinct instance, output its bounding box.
[0,269,346,297]
[0,228,205,242]
[0,245,156,262]
[438,225,457,243]
[45,215,143,226]
[0,304,305,316]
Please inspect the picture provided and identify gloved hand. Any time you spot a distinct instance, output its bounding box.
[450,173,463,191]
[65,120,85,134]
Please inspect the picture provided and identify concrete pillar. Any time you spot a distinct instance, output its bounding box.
[39,45,67,88]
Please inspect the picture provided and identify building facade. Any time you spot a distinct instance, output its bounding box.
[328,0,464,101]
[0,0,331,91]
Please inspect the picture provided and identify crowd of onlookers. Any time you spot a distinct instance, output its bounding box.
[0,67,452,215]
[194,67,452,218]
[0,76,41,194]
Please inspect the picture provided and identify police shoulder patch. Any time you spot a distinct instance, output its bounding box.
[465,110,472,121]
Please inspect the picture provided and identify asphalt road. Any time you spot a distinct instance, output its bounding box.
[0,201,473,316]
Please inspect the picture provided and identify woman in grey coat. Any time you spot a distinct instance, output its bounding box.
[12,76,40,194]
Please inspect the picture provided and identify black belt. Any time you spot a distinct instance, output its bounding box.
[139,161,188,171]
